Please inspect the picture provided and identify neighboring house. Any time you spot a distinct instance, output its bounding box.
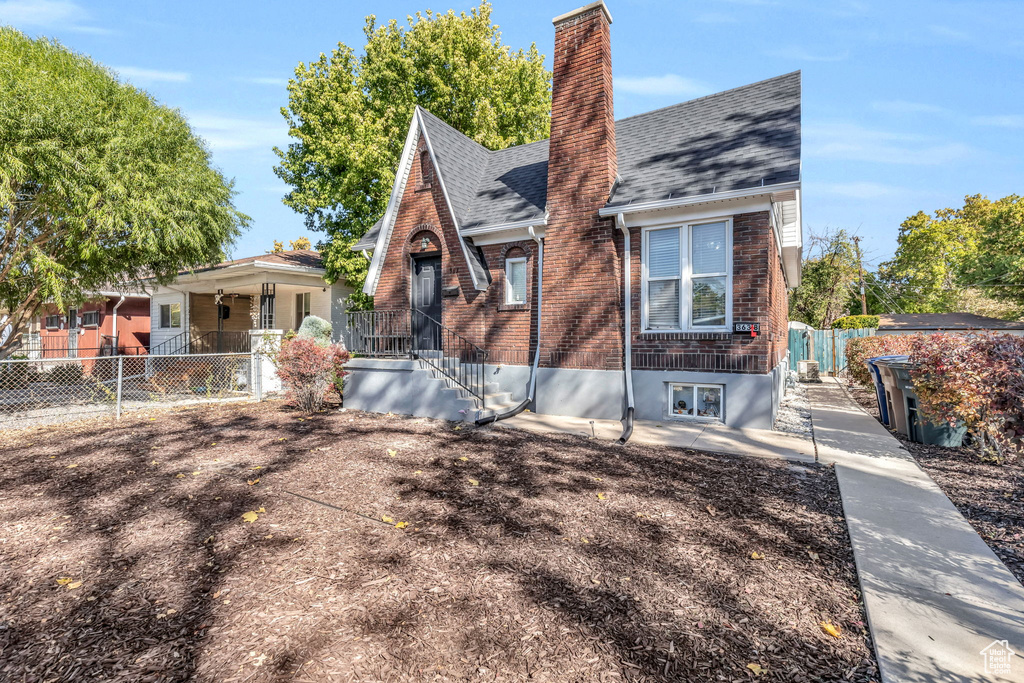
[28,289,151,358]
[344,0,803,430]
[147,249,352,355]
[876,313,1024,336]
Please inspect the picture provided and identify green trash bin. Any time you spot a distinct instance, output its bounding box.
[888,361,967,447]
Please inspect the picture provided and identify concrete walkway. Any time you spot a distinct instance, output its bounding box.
[497,412,816,463]
[809,378,1024,683]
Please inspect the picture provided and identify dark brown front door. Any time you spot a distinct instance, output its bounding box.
[412,255,441,351]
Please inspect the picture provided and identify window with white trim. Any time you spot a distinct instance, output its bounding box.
[505,257,527,305]
[160,303,181,329]
[668,383,723,421]
[643,220,731,331]
[81,310,100,327]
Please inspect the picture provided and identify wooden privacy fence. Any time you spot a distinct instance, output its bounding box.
[788,327,876,375]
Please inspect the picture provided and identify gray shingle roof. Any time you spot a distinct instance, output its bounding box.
[609,71,800,207]
[357,71,800,257]
[353,218,382,251]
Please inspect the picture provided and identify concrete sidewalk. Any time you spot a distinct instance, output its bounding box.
[497,412,816,463]
[809,378,1024,683]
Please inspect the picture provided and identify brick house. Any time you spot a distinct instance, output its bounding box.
[344,0,803,431]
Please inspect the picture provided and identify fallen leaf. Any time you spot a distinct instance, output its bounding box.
[242,511,259,523]
[747,663,765,676]
[381,515,394,524]
[191,471,201,476]
[597,492,607,501]
[257,507,265,513]
[387,449,397,457]
[468,478,479,486]
[807,550,820,561]
[395,522,409,529]
[751,551,765,560]
[175,473,185,479]
[414,470,422,474]
[66,464,78,469]
[458,457,469,462]
[247,478,260,486]
[706,505,717,516]
[452,425,462,431]
[820,621,841,638]
[581,538,589,544]
[66,581,82,590]
[56,577,73,586]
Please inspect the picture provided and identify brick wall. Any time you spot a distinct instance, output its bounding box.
[539,4,622,371]
[630,211,786,375]
[373,137,537,364]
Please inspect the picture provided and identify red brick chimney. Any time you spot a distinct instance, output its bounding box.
[541,1,622,370]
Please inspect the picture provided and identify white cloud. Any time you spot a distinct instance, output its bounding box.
[805,122,974,165]
[0,0,110,33]
[188,114,288,152]
[236,76,289,87]
[871,100,950,116]
[972,114,1024,129]
[614,74,710,98]
[766,46,848,62]
[114,66,190,84]
[814,181,909,200]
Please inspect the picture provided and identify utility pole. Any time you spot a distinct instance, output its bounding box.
[853,236,867,315]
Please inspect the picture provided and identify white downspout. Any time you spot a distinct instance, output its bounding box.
[616,213,635,444]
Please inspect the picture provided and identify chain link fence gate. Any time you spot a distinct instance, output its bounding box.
[0,352,265,430]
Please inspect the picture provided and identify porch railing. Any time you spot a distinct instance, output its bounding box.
[149,330,251,356]
[347,309,488,408]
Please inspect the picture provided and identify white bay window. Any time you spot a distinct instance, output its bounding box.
[643,219,731,331]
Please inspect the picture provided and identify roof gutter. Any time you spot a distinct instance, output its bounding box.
[599,181,801,217]
[460,217,548,237]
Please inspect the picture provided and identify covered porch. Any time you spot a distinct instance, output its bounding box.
[149,253,349,355]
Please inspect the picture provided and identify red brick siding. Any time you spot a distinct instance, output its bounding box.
[373,138,536,364]
[630,211,786,374]
[540,5,622,370]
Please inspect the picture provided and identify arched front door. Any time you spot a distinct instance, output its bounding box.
[411,254,441,351]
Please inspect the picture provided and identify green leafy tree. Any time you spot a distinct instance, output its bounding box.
[274,1,552,307]
[0,29,248,354]
[965,195,1024,308]
[789,229,862,328]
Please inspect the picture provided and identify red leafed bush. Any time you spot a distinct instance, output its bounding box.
[274,337,350,414]
[845,334,920,386]
[911,333,1024,461]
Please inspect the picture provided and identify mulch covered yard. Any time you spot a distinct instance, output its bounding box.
[0,402,877,682]
[845,381,1024,586]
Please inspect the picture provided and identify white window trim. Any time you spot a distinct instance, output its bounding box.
[641,217,733,333]
[81,310,100,327]
[160,303,182,329]
[666,382,724,422]
[504,256,528,305]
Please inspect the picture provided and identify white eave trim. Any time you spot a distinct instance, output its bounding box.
[598,181,802,217]
[460,217,548,237]
[363,113,421,296]
[417,108,487,291]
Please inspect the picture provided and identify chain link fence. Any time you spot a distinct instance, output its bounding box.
[0,352,263,430]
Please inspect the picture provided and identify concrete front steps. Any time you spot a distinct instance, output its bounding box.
[343,355,519,422]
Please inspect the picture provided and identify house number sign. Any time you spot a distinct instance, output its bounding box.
[733,322,760,337]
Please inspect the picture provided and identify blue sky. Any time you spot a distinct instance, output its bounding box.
[2,0,1022,270]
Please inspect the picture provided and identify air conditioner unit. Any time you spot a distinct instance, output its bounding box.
[797,360,821,383]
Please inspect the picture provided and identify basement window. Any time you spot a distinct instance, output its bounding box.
[667,383,723,421]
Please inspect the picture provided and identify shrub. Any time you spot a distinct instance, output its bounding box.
[910,333,1024,461]
[832,314,879,330]
[296,315,332,346]
[845,334,920,386]
[275,336,349,414]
